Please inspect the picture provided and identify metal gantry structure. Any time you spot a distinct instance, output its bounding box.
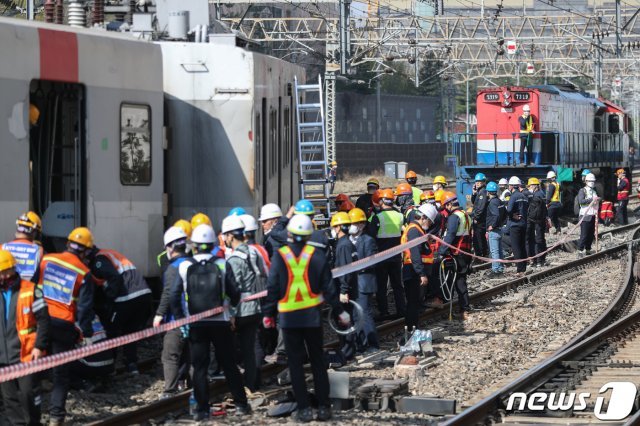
[224,9,640,159]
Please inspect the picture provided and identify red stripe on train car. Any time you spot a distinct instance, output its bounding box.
[38,28,78,83]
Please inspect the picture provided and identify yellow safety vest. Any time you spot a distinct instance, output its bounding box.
[411,186,422,206]
[375,209,404,238]
[550,182,561,203]
[277,245,323,313]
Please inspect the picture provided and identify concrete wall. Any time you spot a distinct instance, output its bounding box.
[336,142,453,175]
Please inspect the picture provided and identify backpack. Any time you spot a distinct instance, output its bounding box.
[528,195,546,223]
[185,258,224,315]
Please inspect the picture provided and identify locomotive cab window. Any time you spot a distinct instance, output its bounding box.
[120,104,151,185]
[608,114,620,134]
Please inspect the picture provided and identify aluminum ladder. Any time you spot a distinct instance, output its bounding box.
[295,75,331,221]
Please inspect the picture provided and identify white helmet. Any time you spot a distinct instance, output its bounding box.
[258,203,282,221]
[239,214,259,232]
[417,203,438,223]
[546,171,556,179]
[498,178,508,185]
[191,224,215,244]
[163,226,187,247]
[221,215,245,234]
[585,173,596,182]
[508,176,521,185]
[523,104,531,112]
[287,214,314,236]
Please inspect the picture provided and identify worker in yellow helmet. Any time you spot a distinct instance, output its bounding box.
[525,177,548,268]
[328,161,338,193]
[0,249,50,426]
[432,175,447,192]
[3,212,45,282]
[39,227,96,425]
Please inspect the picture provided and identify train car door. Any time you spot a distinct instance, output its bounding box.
[29,80,86,253]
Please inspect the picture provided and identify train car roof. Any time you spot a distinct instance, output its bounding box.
[0,16,162,91]
[599,98,626,114]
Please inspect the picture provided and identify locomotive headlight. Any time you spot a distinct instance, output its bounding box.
[502,90,512,107]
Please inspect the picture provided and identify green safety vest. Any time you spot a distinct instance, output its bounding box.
[411,186,422,206]
[277,245,323,313]
[375,209,404,238]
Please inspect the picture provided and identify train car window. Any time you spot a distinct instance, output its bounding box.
[609,114,620,134]
[270,109,277,178]
[120,104,151,185]
[284,107,290,166]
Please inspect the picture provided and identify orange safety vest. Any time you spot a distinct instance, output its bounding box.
[401,223,434,266]
[97,249,136,275]
[600,201,614,220]
[250,243,271,270]
[618,177,630,201]
[277,245,323,313]
[16,280,46,362]
[38,252,89,324]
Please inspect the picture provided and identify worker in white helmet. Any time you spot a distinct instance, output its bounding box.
[545,171,562,234]
[577,173,599,257]
[519,104,535,166]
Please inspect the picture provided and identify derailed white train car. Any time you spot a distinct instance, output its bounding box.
[0,17,164,276]
[160,37,303,227]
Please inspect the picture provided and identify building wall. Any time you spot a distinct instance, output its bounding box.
[336,142,453,175]
[336,92,438,144]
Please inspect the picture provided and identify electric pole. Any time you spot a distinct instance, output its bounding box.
[616,0,622,58]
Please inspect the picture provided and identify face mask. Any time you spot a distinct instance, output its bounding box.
[420,220,430,231]
[432,184,438,191]
[348,225,359,235]
[331,229,338,239]
[587,181,595,188]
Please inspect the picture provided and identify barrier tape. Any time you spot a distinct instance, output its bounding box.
[0,200,600,382]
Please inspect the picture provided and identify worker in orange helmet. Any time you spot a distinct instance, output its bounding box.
[395,182,415,223]
[371,189,383,215]
[420,190,435,206]
[615,168,630,225]
[335,193,354,212]
[405,170,422,205]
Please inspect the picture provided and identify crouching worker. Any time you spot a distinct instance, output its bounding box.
[263,215,350,423]
[171,224,251,421]
[0,249,50,426]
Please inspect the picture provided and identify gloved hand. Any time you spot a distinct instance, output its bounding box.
[263,317,276,329]
[339,293,349,304]
[153,315,163,327]
[79,337,93,347]
[180,325,189,339]
[338,311,351,327]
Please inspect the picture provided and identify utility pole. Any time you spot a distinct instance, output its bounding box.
[615,0,622,58]
[27,0,35,20]
[466,77,470,134]
[339,0,351,74]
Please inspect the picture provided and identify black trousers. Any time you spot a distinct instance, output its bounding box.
[49,324,78,421]
[235,314,260,391]
[520,135,532,164]
[579,219,596,251]
[106,293,152,365]
[0,373,40,426]
[526,222,547,264]
[161,328,190,393]
[510,225,527,272]
[548,203,561,231]
[615,199,629,225]
[472,223,488,257]
[282,327,330,410]
[403,277,421,330]
[452,255,471,312]
[190,324,247,414]
[375,259,405,316]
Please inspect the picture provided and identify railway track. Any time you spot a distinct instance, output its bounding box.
[443,232,640,425]
[85,224,640,425]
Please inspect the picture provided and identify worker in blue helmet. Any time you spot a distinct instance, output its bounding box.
[581,169,591,182]
[292,200,330,252]
[229,207,246,216]
[485,181,506,277]
[471,172,489,257]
